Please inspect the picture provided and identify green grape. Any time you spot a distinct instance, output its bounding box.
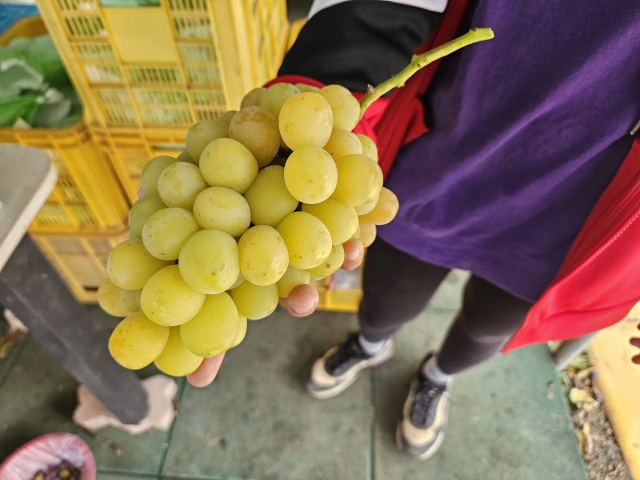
[356,133,378,163]
[295,83,320,93]
[121,288,139,313]
[241,87,266,108]
[279,92,333,150]
[179,230,240,294]
[332,154,383,206]
[199,138,259,194]
[351,223,361,240]
[109,311,170,370]
[260,83,300,121]
[359,219,377,247]
[354,195,379,216]
[154,327,204,377]
[302,197,358,245]
[181,293,240,356]
[229,106,280,167]
[98,278,138,316]
[129,195,166,240]
[230,271,245,290]
[178,150,197,165]
[359,187,399,225]
[283,146,337,204]
[231,315,248,348]
[157,162,208,210]
[107,239,172,290]
[140,156,178,196]
[231,281,278,320]
[142,207,200,260]
[185,119,228,163]
[276,264,311,298]
[136,289,143,310]
[238,225,289,286]
[217,110,237,129]
[276,212,332,269]
[192,186,251,236]
[319,84,360,131]
[323,129,363,159]
[306,243,345,278]
[244,166,298,227]
[141,265,206,326]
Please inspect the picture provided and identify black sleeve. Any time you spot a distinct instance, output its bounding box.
[279,1,441,92]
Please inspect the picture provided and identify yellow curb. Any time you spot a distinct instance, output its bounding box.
[590,317,640,480]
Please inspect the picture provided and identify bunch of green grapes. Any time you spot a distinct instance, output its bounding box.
[99,82,399,377]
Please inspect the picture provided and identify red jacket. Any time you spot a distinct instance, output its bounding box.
[268,0,640,351]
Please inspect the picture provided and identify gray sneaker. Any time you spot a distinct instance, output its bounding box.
[306,332,394,399]
[397,353,452,460]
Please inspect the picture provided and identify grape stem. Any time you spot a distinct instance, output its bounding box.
[359,28,495,119]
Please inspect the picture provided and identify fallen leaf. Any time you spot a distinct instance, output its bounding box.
[584,423,595,455]
[569,388,598,407]
[576,367,595,379]
[109,441,121,456]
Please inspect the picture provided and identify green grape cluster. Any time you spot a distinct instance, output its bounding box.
[100,82,398,377]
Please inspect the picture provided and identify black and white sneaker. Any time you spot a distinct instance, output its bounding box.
[306,333,394,399]
[397,353,452,460]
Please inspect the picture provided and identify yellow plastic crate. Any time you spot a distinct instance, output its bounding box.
[0,16,130,233]
[314,268,363,313]
[0,121,130,232]
[30,227,129,303]
[92,126,187,203]
[35,0,289,129]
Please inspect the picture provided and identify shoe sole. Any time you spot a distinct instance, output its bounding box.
[396,422,445,460]
[306,344,395,400]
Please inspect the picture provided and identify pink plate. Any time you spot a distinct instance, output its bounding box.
[0,433,96,480]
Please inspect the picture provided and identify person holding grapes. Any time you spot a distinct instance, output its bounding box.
[188,0,640,460]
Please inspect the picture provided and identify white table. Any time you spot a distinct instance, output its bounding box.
[0,145,148,424]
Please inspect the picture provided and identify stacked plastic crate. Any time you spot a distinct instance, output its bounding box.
[36,0,290,202]
[1,2,289,302]
[0,16,130,302]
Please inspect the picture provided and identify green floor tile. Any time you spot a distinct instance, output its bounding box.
[427,270,470,311]
[98,475,157,480]
[0,334,27,388]
[0,337,175,476]
[162,308,370,480]
[372,308,587,480]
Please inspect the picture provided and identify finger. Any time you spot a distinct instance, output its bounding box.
[630,338,640,348]
[137,188,146,199]
[341,239,364,271]
[284,284,319,317]
[633,354,640,365]
[187,353,225,388]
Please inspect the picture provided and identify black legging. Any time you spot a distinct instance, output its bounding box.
[359,240,533,375]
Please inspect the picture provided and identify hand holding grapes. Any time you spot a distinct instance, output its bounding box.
[187,238,364,388]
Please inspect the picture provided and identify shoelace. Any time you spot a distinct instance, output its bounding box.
[412,380,445,426]
[326,336,369,371]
